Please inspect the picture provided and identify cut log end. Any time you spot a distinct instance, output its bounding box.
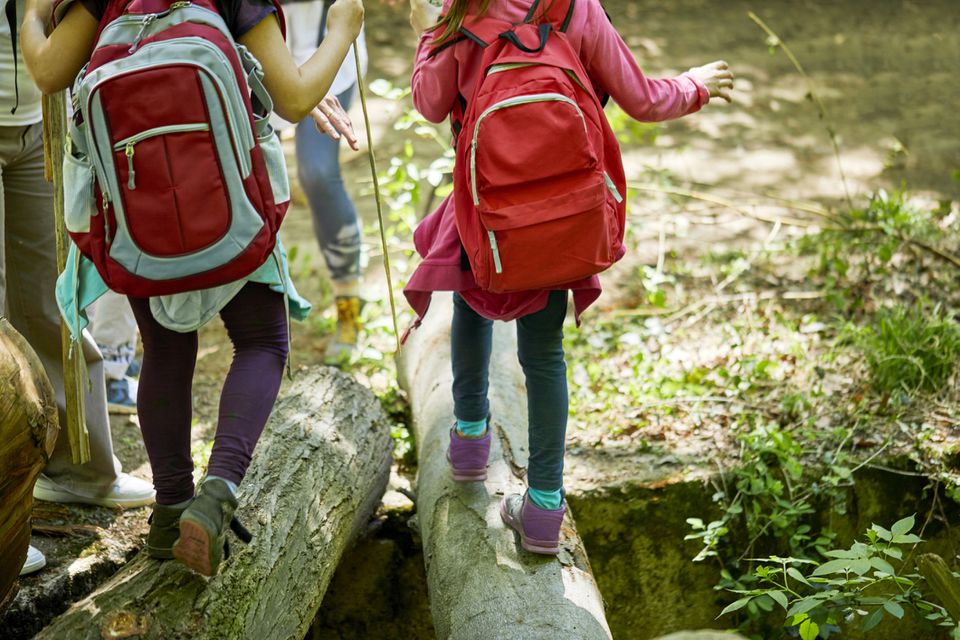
[0,319,59,611]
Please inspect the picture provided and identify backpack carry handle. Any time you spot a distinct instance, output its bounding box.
[499,22,551,54]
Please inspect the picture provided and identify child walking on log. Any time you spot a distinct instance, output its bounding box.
[405,0,733,554]
[21,0,363,575]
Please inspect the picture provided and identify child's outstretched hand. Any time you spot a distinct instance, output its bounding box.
[327,0,365,43]
[686,60,735,103]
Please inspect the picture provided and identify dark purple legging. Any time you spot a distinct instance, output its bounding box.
[128,283,288,505]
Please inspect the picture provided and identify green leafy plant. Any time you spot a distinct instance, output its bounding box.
[722,516,955,639]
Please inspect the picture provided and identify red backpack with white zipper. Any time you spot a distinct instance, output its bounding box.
[56,0,291,297]
[435,0,626,293]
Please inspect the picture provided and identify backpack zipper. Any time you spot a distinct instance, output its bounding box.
[486,62,535,75]
[128,14,157,54]
[487,230,503,274]
[469,92,589,206]
[127,2,191,53]
[603,171,623,203]
[113,123,211,190]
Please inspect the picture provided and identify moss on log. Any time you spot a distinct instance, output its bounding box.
[34,366,392,640]
[398,295,612,640]
[0,318,59,611]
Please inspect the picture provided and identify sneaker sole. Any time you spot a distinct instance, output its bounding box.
[446,453,488,482]
[19,557,46,576]
[33,486,155,509]
[451,469,488,482]
[173,520,215,576]
[499,500,560,556]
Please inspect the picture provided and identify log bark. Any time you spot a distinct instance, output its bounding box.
[0,318,59,611]
[34,366,392,640]
[398,295,612,640]
[918,553,960,623]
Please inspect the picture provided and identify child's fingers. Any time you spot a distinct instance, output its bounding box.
[311,107,342,141]
[324,97,361,150]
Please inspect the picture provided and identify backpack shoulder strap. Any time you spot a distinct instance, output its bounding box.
[459,14,510,48]
[524,0,575,32]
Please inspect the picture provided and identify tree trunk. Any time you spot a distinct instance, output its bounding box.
[398,295,612,640]
[0,318,59,612]
[34,366,392,640]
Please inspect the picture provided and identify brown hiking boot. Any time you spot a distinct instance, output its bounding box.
[173,478,239,576]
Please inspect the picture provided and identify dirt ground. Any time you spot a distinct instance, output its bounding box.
[10,0,960,633]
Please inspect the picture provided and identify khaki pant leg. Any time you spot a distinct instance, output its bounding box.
[1,123,120,490]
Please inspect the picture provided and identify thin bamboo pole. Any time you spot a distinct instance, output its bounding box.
[42,92,90,464]
[352,43,401,352]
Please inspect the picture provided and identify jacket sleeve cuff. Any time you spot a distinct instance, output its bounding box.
[681,72,711,109]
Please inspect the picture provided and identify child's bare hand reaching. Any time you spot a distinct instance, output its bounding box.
[686,60,734,103]
[312,94,359,151]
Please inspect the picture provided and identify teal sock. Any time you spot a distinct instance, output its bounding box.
[528,488,563,510]
[205,475,238,496]
[455,418,487,437]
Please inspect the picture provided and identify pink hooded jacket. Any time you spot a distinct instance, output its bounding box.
[402,0,710,328]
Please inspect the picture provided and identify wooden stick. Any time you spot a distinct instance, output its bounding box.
[42,92,90,465]
[353,43,401,352]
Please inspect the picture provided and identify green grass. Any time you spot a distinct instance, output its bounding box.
[843,302,960,397]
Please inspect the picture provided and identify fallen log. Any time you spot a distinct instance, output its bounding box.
[398,295,612,640]
[0,318,59,612]
[35,366,392,640]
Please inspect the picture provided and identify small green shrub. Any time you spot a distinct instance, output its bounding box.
[723,516,955,639]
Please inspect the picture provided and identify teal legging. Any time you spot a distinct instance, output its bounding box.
[451,291,569,492]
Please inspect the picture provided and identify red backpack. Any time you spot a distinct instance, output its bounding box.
[56,0,290,297]
[437,0,626,293]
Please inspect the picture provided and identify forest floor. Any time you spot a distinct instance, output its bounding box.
[11,0,960,637]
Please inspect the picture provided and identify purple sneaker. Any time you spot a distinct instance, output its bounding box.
[447,424,491,482]
[499,492,566,555]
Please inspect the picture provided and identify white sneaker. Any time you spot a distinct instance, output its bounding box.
[19,545,46,576]
[34,473,155,508]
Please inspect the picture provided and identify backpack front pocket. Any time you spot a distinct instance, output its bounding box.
[111,122,230,256]
[478,175,614,292]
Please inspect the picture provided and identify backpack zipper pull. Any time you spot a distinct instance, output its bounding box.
[101,192,113,244]
[128,14,157,54]
[488,230,503,274]
[125,143,136,190]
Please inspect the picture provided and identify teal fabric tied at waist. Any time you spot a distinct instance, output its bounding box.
[56,240,312,341]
